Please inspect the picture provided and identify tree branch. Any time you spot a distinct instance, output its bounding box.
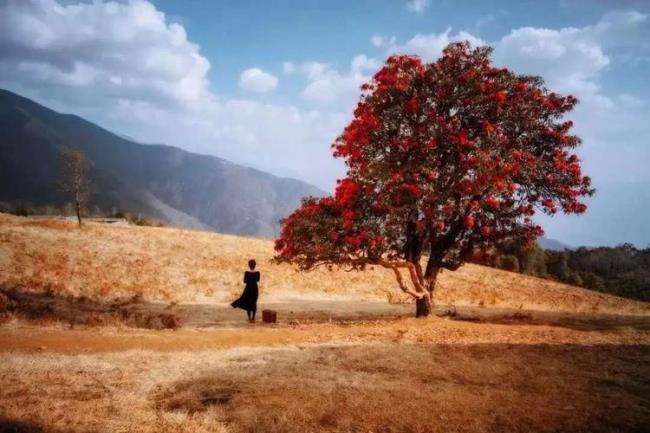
[378,259,428,298]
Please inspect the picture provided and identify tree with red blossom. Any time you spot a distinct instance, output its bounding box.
[274,42,593,317]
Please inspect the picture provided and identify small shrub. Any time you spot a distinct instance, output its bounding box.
[520,244,547,276]
[84,312,106,326]
[0,292,11,312]
[0,312,13,324]
[160,313,181,329]
[581,272,605,291]
[144,313,181,330]
[497,255,520,272]
[131,215,163,227]
[566,271,583,286]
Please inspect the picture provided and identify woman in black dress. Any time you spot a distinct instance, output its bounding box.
[231,259,260,322]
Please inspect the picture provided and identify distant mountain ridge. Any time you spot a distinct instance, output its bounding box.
[0,88,325,237]
[537,237,571,251]
[538,181,650,248]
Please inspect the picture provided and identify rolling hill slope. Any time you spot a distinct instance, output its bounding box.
[0,88,325,237]
[1,213,647,316]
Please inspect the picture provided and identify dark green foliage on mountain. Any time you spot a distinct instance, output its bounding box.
[489,242,649,302]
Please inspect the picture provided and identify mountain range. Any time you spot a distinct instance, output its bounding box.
[0,89,325,237]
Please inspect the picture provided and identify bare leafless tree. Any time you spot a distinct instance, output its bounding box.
[60,147,92,226]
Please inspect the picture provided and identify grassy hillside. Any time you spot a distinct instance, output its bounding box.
[1,213,648,315]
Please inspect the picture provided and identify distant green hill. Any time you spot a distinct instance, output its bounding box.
[0,88,325,237]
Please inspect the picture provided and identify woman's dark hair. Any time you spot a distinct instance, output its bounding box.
[248,259,256,270]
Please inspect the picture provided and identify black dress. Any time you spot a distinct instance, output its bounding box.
[231,271,259,312]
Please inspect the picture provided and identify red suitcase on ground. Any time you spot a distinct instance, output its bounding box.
[262,309,277,323]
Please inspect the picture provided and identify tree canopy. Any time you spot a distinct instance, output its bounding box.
[274,42,593,316]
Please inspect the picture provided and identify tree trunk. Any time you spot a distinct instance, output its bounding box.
[415,293,432,318]
[414,266,439,318]
[404,221,429,317]
[425,267,440,300]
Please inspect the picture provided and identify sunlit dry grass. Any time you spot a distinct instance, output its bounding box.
[1,213,648,315]
[1,332,648,433]
[0,349,236,433]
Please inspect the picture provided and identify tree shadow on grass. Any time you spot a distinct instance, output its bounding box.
[1,288,182,330]
[441,305,650,331]
[154,343,650,433]
[0,419,45,433]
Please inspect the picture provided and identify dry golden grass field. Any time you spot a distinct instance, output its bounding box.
[1,213,649,433]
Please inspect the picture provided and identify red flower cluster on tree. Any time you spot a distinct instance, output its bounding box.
[274,42,593,317]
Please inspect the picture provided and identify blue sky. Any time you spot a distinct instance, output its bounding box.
[150,0,650,103]
[0,0,649,243]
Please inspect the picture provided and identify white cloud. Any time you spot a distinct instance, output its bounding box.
[0,0,342,190]
[301,62,330,81]
[371,34,386,47]
[300,55,380,106]
[476,14,497,28]
[371,34,396,48]
[619,94,645,108]
[383,14,639,104]
[384,10,648,99]
[0,0,212,108]
[282,61,295,74]
[486,12,645,107]
[388,29,486,61]
[493,27,609,98]
[405,0,428,14]
[238,67,279,93]
[589,10,649,59]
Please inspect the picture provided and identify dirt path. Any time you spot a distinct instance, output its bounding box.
[2,311,650,354]
[0,324,321,353]
[3,290,650,354]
